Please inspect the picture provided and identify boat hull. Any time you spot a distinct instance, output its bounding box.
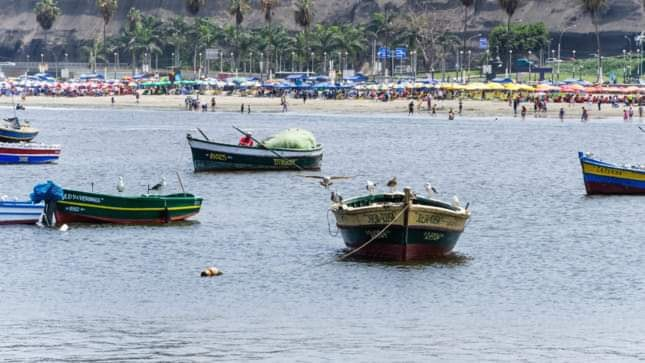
[0,201,43,225]
[52,189,203,225]
[579,152,645,195]
[0,128,38,143]
[188,136,323,172]
[333,195,469,261]
[0,143,61,164]
[338,225,462,260]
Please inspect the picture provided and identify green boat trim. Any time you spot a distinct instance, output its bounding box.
[56,200,201,212]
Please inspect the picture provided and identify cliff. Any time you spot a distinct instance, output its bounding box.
[0,0,643,59]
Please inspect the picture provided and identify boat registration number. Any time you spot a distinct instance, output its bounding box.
[209,153,228,161]
[274,159,296,166]
[424,232,444,241]
[366,212,396,225]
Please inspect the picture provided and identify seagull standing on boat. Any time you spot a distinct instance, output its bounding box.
[116,176,125,192]
[331,191,343,204]
[452,195,461,209]
[386,177,397,192]
[424,182,437,198]
[366,180,376,194]
[149,177,166,192]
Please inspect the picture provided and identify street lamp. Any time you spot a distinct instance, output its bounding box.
[230,52,234,72]
[113,52,118,79]
[459,50,464,82]
[625,35,632,52]
[572,50,576,79]
[507,49,512,78]
[623,49,627,83]
[323,52,327,74]
[171,52,175,69]
[250,52,254,74]
[291,52,295,72]
[558,24,576,80]
[40,53,44,65]
[467,49,472,82]
[638,48,642,80]
[310,52,315,75]
[528,50,532,83]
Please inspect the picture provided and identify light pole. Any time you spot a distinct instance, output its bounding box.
[558,24,575,81]
[467,49,472,82]
[311,52,315,75]
[230,52,234,73]
[198,52,202,77]
[623,49,627,83]
[507,49,512,79]
[291,52,295,72]
[459,50,463,82]
[528,50,532,83]
[323,52,327,74]
[551,49,555,82]
[113,52,117,79]
[638,48,642,81]
[344,51,348,73]
[625,35,633,52]
[572,50,576,79]
[464,33,482,81]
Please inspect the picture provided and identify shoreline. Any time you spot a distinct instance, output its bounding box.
[0,94,640,120]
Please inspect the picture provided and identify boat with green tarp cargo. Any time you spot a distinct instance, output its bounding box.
[32,181,202,225]
[331,187,470,261]
[187,127,323,172]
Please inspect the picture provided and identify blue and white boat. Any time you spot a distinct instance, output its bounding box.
[0,198,43,225]
[0,117,39,142]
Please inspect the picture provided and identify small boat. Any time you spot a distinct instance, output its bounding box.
[579,151,645,195]
[31,181,203,225]
[187,128,323,172]
[0,198,43,225]
[0,117,39,142]
[331,187,470,261]
[0,142,61,164]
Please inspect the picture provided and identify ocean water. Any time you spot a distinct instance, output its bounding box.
[1,106,644,361]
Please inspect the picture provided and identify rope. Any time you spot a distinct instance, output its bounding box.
[327,208,339,237]
[336,204,409,261]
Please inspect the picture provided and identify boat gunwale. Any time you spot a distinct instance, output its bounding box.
[579,152,645,175]
[62,189,203,202]
[187,134,323,153]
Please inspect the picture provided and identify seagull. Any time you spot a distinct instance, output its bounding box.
[296,175,354,189]
[366,180,376,194]
[149,177,166,191]
[386,177,397,192]
[424,182,437,198]
[452,195,461,209]
[331,191,343,204]
[116,176,125,192]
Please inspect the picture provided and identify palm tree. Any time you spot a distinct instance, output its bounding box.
[34,0,61,62]
[260,0,280,76]
[294,0,314,59]
[461,0,475,53]
[497,0,519,33]
[97,0,118,72]
[185,0,204,15]
[579,0,608,82]
[228,0,250,67]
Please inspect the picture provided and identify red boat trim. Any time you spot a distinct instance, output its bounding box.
[54,211,199,225]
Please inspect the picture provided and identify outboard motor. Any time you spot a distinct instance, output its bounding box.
[30,180,64,227]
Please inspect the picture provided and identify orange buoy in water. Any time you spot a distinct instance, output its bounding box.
[200,267,222,277]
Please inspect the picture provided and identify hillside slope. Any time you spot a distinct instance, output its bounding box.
[0,0,643,59]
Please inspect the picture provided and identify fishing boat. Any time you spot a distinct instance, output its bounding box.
[32,181,203,225]
[0,117,39,142]
[0,142,61,164]
[331,187,470,261]
[0,198,43,225]
[187,127,323,172]
[578,151,645,195]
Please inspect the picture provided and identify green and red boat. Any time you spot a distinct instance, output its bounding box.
[42,188,202,225]
[331,188,470,261]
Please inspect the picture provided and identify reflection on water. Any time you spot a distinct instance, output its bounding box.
[1,108,645,361]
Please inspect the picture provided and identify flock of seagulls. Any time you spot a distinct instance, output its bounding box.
[115,176,166,193]
[298,174,464,206]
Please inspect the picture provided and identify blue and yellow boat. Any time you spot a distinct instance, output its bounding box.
[578,152,645,195]
[0,117,39,142]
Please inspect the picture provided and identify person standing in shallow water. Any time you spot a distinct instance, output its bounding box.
[241,103,245,114]
[581,107,588,122]
[408,101,414,116]
[559,107,565,122]
[458,99,463,115]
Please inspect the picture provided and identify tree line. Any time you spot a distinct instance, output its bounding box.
[31,0,620,80]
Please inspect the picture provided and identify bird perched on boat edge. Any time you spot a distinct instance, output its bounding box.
[331,191,343,204]
[452,195,461,209]
[386,177,397,192]
[116,176,125,192]
[366,180,376,194]
[424,182,437,198]
[296,175,354,189]
[149,177,166,192]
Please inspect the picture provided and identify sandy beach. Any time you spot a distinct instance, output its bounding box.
[0,94,639,120]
